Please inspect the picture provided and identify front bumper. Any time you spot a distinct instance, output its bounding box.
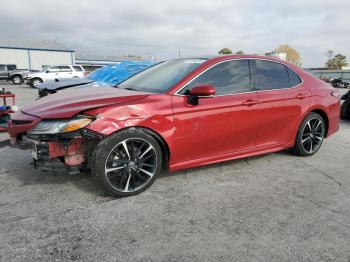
[18,135,86,174]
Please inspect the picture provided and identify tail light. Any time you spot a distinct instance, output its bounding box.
[331,90,341,99]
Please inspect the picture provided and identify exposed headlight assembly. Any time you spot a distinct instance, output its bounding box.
[29,115,93,135]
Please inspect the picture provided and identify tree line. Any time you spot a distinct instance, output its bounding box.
[218,45,347,69]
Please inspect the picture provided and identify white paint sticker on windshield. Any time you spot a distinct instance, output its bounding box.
[184,59,206,64]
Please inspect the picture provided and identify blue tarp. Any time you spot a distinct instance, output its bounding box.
[88,61,154,85]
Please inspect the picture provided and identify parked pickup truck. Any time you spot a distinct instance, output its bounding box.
[0,64,33,85]
[25,65,85,88]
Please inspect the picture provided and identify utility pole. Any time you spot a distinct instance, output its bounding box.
[148,48,151,61]
[178,48,181,58]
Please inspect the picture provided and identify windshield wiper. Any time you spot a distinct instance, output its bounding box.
[123,87,138,91]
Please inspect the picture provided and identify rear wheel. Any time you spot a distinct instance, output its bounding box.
[11,75,22,85]
[94,129,163,197]
[293,112,326,156]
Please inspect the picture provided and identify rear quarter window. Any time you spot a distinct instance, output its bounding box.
[287,67,302,86]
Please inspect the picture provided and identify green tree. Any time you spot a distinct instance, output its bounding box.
[235,50,244,54]
[218,48,233,54]
[326,54,348,69]
[275,44,301,66]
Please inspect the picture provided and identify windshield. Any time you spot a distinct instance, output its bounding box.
[118,58,207,93]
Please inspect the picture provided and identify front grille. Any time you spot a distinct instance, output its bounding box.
[11,120,33,125]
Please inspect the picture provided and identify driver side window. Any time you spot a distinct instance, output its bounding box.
[179,59,251,95]
[47,66,59,73]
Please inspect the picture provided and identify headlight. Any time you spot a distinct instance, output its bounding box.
[28,116,93,135]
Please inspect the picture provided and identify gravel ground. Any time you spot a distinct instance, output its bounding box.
[1,83,350,261]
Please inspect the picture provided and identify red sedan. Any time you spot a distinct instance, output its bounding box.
[8,55,340,197]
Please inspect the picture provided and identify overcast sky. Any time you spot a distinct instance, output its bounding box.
[1,0,349,67]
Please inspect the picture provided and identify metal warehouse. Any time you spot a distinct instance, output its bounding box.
[0,39,74,70]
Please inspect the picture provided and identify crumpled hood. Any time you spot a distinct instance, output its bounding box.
[21,86,150,119]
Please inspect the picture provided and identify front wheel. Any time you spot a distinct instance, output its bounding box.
[93,129,163,197]
[31,78,43,88]
[292,112,326,156]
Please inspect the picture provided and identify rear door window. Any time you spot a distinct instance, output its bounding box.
[73,66,83,72]
[256,60,290,90]
[7,65,17,70]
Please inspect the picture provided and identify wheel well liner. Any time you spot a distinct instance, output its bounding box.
[11,74,22,79]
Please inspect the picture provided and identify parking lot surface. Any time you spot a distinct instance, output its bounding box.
[1,84,350,261]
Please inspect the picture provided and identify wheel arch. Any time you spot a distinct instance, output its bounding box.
[309,108,329,137]
[11,74,22,80]
[109,126,170,170]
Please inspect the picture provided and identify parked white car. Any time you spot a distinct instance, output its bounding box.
[25,65,85,87]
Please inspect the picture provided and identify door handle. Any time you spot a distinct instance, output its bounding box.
[295,93,308,100]
[242,99,259,106]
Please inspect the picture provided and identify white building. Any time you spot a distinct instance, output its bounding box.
[265,51,287,61]
[0,40,74,70]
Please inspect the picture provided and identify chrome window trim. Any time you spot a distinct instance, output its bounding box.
[173,58,304,97]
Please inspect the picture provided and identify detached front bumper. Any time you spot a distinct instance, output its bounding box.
[8,111,104,174]
[18,135,86,174]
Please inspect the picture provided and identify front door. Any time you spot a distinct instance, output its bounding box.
[171,59,259,165]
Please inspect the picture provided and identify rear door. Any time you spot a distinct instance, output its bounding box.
[72,66,84,77]
[254,59,310,147]
[171,59,259,164]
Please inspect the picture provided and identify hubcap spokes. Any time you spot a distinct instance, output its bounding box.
[301,118,324,153]
[105,138,157,193]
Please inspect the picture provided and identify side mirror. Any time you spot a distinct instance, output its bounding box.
[187,85,215,105]
[46,70,50,73]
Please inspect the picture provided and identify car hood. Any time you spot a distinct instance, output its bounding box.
[37,78,95,91]
[21,86,151,119]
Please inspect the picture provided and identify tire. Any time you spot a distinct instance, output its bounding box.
[340,100,350,120]
[292,112,326,156]
[11,75,23,85]
[31,78,43,88]
[93,128,163,197]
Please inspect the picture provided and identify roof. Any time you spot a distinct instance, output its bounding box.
[75,53,144,62]
[0,39,74,52]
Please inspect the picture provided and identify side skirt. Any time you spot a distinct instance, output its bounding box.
[169,142,294,172]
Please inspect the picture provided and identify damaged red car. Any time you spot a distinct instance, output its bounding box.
[7,55,340,197]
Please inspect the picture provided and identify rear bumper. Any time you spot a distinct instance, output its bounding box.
[327,101,341,137]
